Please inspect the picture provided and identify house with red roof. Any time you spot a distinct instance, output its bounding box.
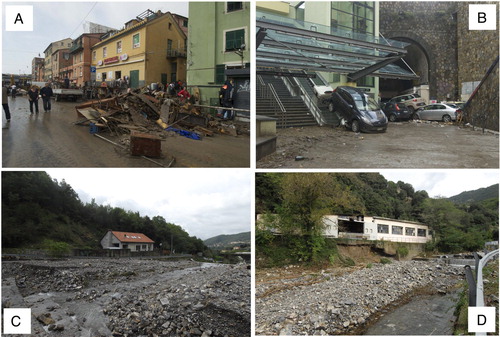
[101,230,155,252]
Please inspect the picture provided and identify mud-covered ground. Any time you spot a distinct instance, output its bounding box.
[257,121,499,168]
[2,96,250,168]
[2,258,250,336]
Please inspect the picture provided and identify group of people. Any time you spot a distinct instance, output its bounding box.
[27,83,54,114]
[2,82,54,122]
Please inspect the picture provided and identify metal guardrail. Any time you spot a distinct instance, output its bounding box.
[463,249,499,336]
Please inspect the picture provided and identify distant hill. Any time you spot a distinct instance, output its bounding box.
[448,184,499,203]
[204,232,250,249]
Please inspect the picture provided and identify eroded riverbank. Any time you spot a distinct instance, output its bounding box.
[255,260,463,336]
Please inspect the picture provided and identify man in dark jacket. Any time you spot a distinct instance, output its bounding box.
[222,79,234,120]
[40,83,53,112]
[28,86,40,114]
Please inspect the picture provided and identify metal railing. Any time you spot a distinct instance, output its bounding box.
[464,249,499,336]
[289,73,326,126]
[257,75,287,127]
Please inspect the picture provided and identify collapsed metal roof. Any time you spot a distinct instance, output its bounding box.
[256,11,418,81]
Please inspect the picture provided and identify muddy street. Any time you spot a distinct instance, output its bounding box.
[2,97,250,167]
[2,258,251,337]
[257,122,499,168]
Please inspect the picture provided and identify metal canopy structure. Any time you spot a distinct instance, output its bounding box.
[256,11,418,81]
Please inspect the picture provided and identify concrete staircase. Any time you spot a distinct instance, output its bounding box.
[257,75,318,128]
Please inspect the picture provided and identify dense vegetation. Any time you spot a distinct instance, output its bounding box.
[448,183,499,203]
[2,171,208,254]
[256,173,498,263]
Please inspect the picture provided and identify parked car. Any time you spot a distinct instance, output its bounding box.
[382,102,412,121]
[414,103,458,122]
[329,86,387,133]
[387,93,426,113]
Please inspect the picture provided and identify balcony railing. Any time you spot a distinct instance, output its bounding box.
[166,49,187,58]
[69,42,83,54]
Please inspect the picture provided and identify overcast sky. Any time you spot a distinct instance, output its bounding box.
[45,169,251,240]
[2,2,189,74]
[381,170,499,198]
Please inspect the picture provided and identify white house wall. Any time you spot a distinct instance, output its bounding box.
[322,215,339,237]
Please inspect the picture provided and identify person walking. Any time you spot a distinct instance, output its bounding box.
[11,85,17,98]
[40,82,53,112]
[2,86,11,122]
[28,85,40,114]
[222,79,234,120]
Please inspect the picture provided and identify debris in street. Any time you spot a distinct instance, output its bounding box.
[75,87,249,140]
[93,133,173,167]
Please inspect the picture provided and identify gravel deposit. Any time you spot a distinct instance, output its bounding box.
[255,260,463,336]
[2,258,250,337]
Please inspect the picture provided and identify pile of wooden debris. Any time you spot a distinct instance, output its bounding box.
[75,88,249,139]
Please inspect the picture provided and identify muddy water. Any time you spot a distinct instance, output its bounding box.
[363,291,460,335]
[2,96,249,167]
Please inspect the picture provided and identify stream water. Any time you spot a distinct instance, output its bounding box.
[363,290,460,335]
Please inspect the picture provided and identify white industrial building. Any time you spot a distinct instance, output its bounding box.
[258,214,432,244]
[323,215,432,243]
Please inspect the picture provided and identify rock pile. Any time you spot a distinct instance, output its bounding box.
[256,260,463,336]
[2,258,250,337]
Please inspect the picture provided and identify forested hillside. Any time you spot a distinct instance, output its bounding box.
[204,232,250,249]
[2,171,207,254]
[256,173,498,258]
[448,183,499,203]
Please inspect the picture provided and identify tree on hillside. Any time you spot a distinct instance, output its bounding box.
[275,173,364,262]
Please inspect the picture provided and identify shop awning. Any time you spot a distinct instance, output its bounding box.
[256,12,418,81]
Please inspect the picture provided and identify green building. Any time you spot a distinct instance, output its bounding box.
[187,2,250,116]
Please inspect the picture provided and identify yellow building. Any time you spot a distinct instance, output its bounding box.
[91,10,187,88]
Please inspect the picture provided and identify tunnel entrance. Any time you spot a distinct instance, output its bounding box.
[380,37,430,101]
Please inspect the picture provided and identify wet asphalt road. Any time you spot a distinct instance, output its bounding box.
[2,96,250,167]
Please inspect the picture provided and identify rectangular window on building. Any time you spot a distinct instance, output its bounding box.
[215,64,225,84]
[183,20,188,27]
[227,2,243,12]
[103,47,107,57]
[93,51,96,61]
[356,76,375,88]
[225,29,245,52]
[117,41,122,53]
[377,224,389,234]
[417,229,427,237]
[133,33,140,48]
[405,227,415,236]
[392,226,403,235]
[79,53,82,62]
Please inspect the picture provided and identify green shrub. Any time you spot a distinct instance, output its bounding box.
[396,246,409,259]
[42,239,71,258]
[366,263,373,268]
[380,257,391,264]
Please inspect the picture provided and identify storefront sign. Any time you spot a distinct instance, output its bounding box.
[104,56,119,65]
[120,54,128,61]
[97,60,103,66]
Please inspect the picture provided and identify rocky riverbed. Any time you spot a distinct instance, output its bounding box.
[2,258,250,337]
[255,260,463,336]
